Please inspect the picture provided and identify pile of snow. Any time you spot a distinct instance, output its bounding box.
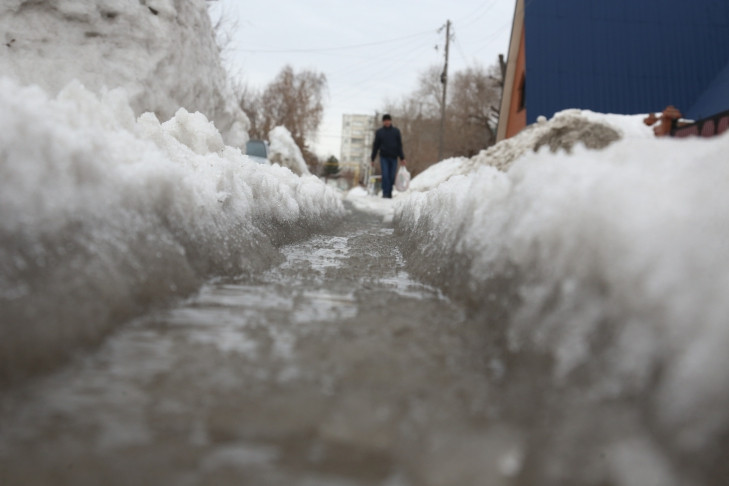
[347,186,370,199]
[268,126,311,176]
[394,123,729,485]
[0,0,248,146]
[345,187,408,223]
[408,157,469,192]
[0,78,344,385]
[409,110,652,192]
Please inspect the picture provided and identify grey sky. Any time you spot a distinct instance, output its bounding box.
[214,1,515,158]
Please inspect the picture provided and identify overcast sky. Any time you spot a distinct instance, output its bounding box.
[214,1,515,158]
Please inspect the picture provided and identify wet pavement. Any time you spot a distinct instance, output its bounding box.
[0,206,515,486]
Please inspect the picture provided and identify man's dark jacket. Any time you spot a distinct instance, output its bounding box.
[371,126,405,161]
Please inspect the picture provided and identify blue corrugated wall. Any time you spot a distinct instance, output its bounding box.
[687,60,729,119]
[524,0,729,123]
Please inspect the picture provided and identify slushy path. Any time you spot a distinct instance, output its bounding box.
[0,205,516,486]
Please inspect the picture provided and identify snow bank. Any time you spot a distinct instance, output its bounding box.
[345,187,397,223]
[268,126,311,176]
[409,110,652,191]
[408,157,469,192]
[0,78,343,385]
[394,128,729,484]
[0,0,248,146]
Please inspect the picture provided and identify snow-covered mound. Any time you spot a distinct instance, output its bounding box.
[408,157,469,192]
[345,186,398,223]
[268,126,311,176]
[0,0,248,146]
[0,78,343,385]
[394,129,729,485]
[410,110,652,191]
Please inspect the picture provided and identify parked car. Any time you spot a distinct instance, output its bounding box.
[245,140,271,165]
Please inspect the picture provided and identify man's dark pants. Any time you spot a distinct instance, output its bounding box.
[380,157,398,198]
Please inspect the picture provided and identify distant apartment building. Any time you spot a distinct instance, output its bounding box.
[340,114,375,183]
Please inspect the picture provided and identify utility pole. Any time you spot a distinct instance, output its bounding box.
[438,20,451,162]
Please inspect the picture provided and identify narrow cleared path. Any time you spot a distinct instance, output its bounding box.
[0,206,514,486]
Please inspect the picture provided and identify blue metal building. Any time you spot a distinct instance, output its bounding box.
[514,0,729,125]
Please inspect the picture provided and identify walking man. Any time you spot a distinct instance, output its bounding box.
[371,114,406,199]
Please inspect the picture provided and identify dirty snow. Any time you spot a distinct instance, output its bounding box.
[394,112,729,485]
[0,0,248,146]
[0,78,343,384]
[408,156,469,192]
[409,109,653,192]
[345,186,403,223]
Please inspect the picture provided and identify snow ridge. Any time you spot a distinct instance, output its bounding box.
[268,126,311,176]
[0,0,249,146]
[394,114,729,485]
[409,110,651,192]
[0,79,343,384]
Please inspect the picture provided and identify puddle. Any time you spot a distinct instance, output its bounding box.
[0,214,490,486]
[279,234,356,274]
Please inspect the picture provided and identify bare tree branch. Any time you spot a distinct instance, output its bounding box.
[238,65,328,169]
[384,58,503,175]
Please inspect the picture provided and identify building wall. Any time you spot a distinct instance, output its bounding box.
[340,114,375,176]
[496,0,526,142]
[505,29,528,139]
[524,0,729,123]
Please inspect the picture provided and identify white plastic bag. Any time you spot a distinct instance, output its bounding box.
[395,166,411,192]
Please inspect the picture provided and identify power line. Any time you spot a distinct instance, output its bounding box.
[325,33,436,81]
[328,40,438,100]
[237,32,439,111]
[453,34,471,66]
[460,0,501,29]
[332,21,508,106]
[232,29,436,54]
[469,20,512,55]
[328,15,507,121]
[454,0,498,24]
